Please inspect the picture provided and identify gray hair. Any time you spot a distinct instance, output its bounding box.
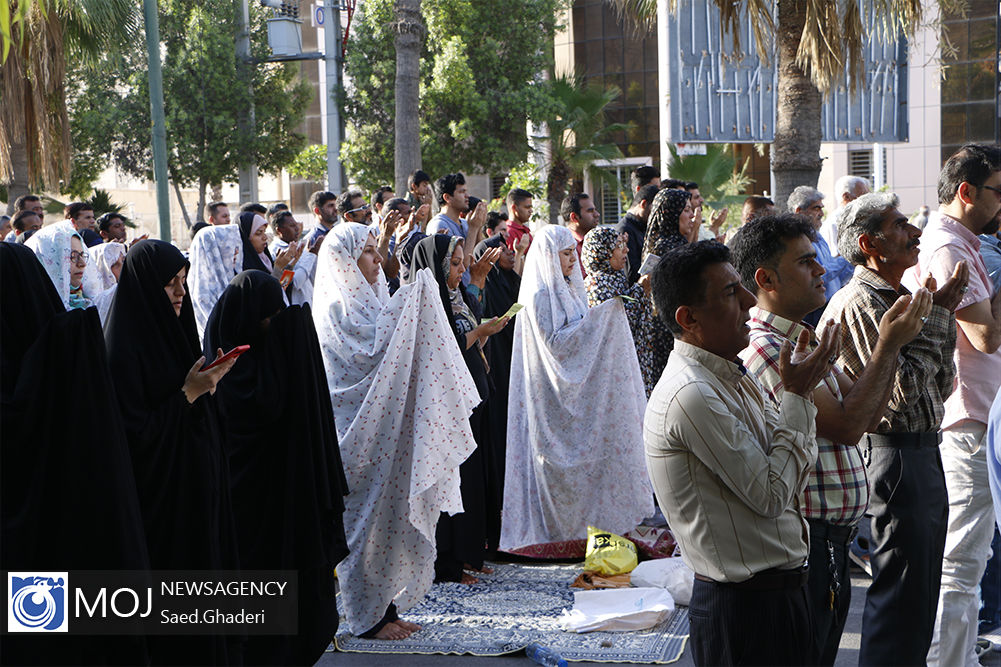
[836,191,900,265]
[835,175,870,201]
[787,186,824,214]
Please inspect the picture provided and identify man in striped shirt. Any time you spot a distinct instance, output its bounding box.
[730,214,930,664]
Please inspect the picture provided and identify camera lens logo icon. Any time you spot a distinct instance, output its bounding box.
[7,573,68,633]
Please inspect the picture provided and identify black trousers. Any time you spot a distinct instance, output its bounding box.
[689,575,814,666]
[805,519,854,666]
[858,435,948,667]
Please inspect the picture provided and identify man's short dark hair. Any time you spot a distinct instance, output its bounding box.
[65,202,94,220]
[371,186,394,209]
[206,201,228,219]
[632,184,660,207]
[97,212,126,233]
[13,194,41,213]
[560,193,591,222]
[240,202,267,215]
[434,173,466,207]
[190,221,209,239]
[685,182,700,191]
[506,188,533,207]
[270,210,295,232]
[630,165,660,191]
[408,170,431,191]
[728,214,817,294]
[651,241,732,336]
[742,195,775,221]
[383,197,408,214]
[337,189,366,215]
[11,210,40,232]
[486,210,508,231]
[662,178,687,190]
[308,190,337,212]
[938,143,1001,205]
[267,202,289,221]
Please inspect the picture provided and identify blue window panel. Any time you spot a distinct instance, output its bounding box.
[665,0,909,143]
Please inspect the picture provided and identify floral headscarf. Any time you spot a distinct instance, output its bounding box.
[25,220,97,311]
[642,188,692,258]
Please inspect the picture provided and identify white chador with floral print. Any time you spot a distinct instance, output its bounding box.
[312,222,479,635]
[501,224,654,550]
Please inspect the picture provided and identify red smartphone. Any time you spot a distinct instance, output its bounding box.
[279,269,294,288]
[203,345,250,371]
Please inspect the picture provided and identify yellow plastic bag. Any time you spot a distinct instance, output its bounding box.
[583,526,638,575]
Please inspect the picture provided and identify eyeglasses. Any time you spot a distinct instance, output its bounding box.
[345,204,371,216]
[69,250,89,265]
[981,185,1001,197]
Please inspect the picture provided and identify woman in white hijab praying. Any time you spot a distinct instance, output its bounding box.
[85,241,127,323]
[500,224,654,559]
[25,221,111,320]
[188,223,243,338]
[312,222,480,640]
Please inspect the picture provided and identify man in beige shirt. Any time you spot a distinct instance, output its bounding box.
[644,241,837,665]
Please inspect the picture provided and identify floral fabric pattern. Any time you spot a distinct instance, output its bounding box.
[188,224,243,338]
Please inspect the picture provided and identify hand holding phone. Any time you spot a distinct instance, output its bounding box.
[203,345,250,371]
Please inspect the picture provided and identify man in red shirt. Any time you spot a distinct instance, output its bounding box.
[505,189,534,253]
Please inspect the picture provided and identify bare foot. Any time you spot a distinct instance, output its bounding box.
[464,563,494,574]
[460,572,480,585]
[395,619,421,632]
[372,622,411,640]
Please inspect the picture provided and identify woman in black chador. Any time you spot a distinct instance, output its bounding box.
[1,243,149,665]
[412,234,509,583]
[204,269,348,665]
[104,239,241,665]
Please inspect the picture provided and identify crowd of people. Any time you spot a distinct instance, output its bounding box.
[2,143,1000,667]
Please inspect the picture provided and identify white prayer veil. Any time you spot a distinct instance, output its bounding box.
[188,224,243,338]
[312,222,480,634]
[87,241,127,292]
[500,224,654,551]
[26,221,100,311]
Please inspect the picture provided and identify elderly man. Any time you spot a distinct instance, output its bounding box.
[823,191,968,666]
[901,144,1001,667]
[644,240,837,665]
[789,186,854,324]
[820,176,870,255]
[731,214,929,664]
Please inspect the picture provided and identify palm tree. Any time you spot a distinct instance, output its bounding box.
[1,0,139,211]
[393,0,424,195]
[608,0,924,209]
[542,75,630,224]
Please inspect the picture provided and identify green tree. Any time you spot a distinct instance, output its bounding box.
[66,0,310,223]
[0,0,139,212]
[342,0,560,192]
[542,75,629,224]
[609,0,933,209]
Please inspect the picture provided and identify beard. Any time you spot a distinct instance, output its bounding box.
[984,212,1001,236]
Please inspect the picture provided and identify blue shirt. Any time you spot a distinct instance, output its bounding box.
[306,224,333,245]
[986,388,1001,532]
[813,235,854,300]
[979,233,1001,295]
[426,212,467,238]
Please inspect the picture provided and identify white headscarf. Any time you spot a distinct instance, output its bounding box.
[25,221,99,311]
[500,224,654,551]
[88,242,127,291]
[312,222,480,634]
[188,224,243,338]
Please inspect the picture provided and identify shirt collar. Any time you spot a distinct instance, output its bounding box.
[509,219,530,233]
[748,306,814,343]
[853,264,910,295]
[673,339,747,383]
[936,212,982,250]
[981,233,1001,249]
[623,212,646,233]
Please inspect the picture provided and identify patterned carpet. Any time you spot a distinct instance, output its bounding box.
[330,562,689,664]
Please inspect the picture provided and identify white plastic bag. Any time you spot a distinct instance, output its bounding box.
[559,587,675,633]
[630,557,695,606]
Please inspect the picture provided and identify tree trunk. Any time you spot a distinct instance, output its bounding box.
[393,0,424,195]
[547,160,569,225]
[196,178,207,223]
[771,0,823,212]
[172,180,192,229]
[4,138,30,216]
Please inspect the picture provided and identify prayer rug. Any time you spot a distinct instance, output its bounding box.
[330,561,689,664]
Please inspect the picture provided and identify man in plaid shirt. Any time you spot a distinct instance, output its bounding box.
[822,192,969,666]
[730,214,931,664]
